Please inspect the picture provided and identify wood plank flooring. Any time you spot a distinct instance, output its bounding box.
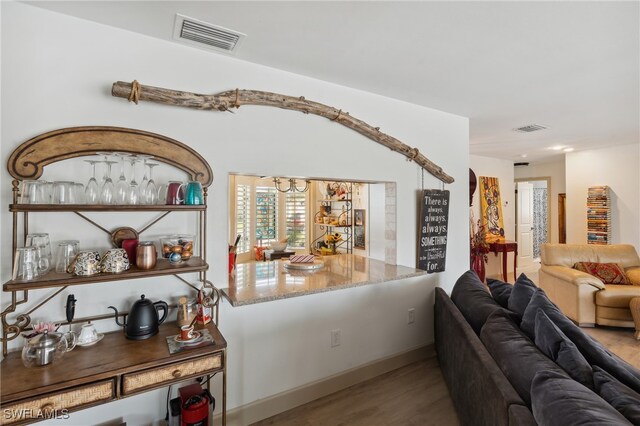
[584,326,640,368]
[253,264,639,426]
[252,354,459,426]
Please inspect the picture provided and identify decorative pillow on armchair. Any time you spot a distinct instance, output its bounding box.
[573,262,630,284]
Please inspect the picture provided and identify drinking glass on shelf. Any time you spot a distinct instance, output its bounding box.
[143,162,159,204]
[157,184,167,204]
[136,155,153,205]
[96,152,112,182]
[114,152,131,204]
[52,181,76,204]
[100,161,118,205]
[85,160,100,204]
[25,233,52,273]
[20,180,50,204]
[126,157,140,205]
[12,247,39,281]
[54,240,80,273]
[74,183,86,204]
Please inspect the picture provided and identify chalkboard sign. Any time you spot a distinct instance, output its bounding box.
[417,189,450,273]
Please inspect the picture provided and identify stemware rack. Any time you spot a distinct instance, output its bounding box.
[2,126,219,353]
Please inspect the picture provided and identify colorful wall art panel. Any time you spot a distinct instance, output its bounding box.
[479,176,505,242]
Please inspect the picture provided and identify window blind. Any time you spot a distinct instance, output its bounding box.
[235,184,251,253]
[285,192,306,249]
[256,186,278,245]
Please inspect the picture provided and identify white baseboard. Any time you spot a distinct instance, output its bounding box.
[214,344,435,426]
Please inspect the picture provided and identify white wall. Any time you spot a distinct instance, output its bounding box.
[469,155,515,279]
[1,3,469,425]
[566,144,640,250]
[514,159,566,244]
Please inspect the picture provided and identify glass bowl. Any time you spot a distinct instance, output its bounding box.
[160,235,195,263]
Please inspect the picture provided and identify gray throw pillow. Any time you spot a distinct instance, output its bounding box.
[531,370,632,426]
[521,288,640,394]
[486,278,512,308]
[593,366,640,424]
[451,270,503,335]
[507,273,537,318]
[521,288,553,338]
[480,309,566,407]
[534,309,593,389]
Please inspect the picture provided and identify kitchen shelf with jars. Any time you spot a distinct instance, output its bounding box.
[1,126,227,425]
[311,182,353,255]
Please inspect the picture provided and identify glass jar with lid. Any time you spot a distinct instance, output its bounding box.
[176,296,197,327]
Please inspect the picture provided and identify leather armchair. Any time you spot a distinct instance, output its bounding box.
[539,243,640,329]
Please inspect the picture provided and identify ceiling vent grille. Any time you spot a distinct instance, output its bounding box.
[514,124,548,133]
[173,14,245,54]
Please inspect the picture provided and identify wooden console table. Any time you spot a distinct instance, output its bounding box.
[0,322,226,425]
[489,240,518,282]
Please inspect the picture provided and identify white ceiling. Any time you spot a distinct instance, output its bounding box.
[26,1,640,164]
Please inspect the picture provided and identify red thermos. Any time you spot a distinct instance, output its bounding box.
[179,384,210,426]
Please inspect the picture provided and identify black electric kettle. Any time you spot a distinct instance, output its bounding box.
[108,295,168,340]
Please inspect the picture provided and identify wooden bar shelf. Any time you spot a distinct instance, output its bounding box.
[0,322,227,424]
[3,126,226,424]
[3,258,208,291]
[9,204,206,212]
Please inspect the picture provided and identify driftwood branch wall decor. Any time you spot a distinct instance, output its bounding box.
[111,80,455,184]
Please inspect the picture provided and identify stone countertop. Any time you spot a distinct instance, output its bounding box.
[222,254,428,307]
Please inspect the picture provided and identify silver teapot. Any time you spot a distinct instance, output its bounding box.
[21,330,75,367]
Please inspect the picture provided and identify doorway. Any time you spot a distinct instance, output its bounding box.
[558,193,567,243]
[515,177,551,269]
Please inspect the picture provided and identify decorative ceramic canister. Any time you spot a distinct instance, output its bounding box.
[67,250,101,276]
[100,248,130,273]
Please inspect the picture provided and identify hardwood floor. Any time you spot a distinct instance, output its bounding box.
[253,264,639,426]
[584,326,640,368]
[252,354,460,426]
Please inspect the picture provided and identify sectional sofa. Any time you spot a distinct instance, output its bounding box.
[435,270,640,425]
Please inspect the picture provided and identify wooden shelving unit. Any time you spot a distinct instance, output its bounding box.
[3,257,208,291]
[1,126,227,425]
[587,186,611,245]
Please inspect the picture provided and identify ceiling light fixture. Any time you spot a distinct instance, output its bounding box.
[551,146,564,151]
[273,178,310,193]
[520,154,528,158]
[514,124,548,133]
[563,148,574,152]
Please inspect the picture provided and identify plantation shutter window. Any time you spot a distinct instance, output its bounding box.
[235,183,251,254]
[256,186,278,246]
[285,192,306,249]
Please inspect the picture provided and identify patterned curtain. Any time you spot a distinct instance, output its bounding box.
[532,188,548,258]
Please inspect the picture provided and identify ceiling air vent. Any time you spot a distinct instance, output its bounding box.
[514,124,548,133]
[173,14,246,54]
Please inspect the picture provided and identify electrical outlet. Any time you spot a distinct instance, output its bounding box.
[407,308,416,324]
[331,329,341,347]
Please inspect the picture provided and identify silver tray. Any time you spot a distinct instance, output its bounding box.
[282,260,324,270]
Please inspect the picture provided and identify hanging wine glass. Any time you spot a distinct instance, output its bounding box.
[100,160,118,204]
[144,162,159,204]
[136,154,153,205]
[96,152,112,185]
[126,156,140,205]
[84,159,100,204]
[114,152,131,204]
